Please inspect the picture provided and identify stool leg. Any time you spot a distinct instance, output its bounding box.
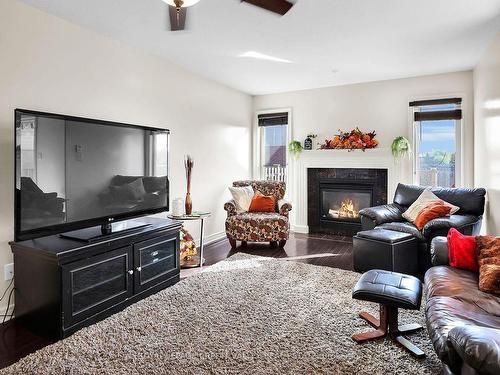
[387,307,425,359]
[359,311,380,329]
[352,305,388,343]
[394,336,426,359]
[398,323,423,334]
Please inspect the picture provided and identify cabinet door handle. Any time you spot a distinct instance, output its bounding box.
[128,270,134,275]
[136,266,142,272]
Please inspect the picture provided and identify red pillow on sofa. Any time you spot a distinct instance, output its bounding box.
[447,228,478,272]
[248,191,276,212]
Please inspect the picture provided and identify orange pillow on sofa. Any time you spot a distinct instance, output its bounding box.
[414,201,451,230]
[248,191,276,212]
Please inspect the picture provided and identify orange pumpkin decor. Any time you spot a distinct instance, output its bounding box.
[319,127,378,151]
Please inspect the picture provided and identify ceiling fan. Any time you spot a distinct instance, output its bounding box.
[163,0,295,31]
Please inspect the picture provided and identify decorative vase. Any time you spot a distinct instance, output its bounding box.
[184,155,194,216]
[185,193,192,216]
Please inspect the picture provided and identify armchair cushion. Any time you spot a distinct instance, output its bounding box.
[248,191,276,212]
[225,212,289,242]
[228,185,254,213]
[359,203,403,226]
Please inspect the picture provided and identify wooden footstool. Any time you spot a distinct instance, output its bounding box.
[351,269,425,358]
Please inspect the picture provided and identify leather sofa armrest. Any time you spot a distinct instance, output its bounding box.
[430,236,449,266]
[224,200,237,217]
[278,199,292,217]
[422,214,480,237]
[359,204,403,229]
[448,326,500,375]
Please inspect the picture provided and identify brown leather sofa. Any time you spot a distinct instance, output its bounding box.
[425,237,500,375]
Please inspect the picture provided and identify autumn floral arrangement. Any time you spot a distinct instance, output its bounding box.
[180,227,197,266]
[319,127,378,151]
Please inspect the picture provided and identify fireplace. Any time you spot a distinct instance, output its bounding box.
[308,168,387,236]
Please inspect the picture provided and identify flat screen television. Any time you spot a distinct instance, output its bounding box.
[15,109,170,241]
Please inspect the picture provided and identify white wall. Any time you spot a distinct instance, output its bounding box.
[474,33,500,234]
[253,71,474,187]
[0,0,252,313]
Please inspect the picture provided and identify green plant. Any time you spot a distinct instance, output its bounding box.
[288,140,304,158]
[391,136,411,159]
[307,134,317,139]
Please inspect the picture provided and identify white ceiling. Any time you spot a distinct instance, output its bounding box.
[20,0,500,95]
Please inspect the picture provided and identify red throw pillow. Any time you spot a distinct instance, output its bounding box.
[248,191,276,213]
[447,228,478,272]
[414,201,451,230]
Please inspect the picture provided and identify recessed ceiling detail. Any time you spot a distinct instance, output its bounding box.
[19,0,500,95]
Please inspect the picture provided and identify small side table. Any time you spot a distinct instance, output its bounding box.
[167,213,211,268]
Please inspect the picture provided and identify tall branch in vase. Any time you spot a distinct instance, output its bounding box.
[184,155,194,216]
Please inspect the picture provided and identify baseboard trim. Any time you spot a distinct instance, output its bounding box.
[192,231,226,247]
[291,224,309,233]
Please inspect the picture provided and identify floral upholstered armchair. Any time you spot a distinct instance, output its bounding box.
[224,180,292,249]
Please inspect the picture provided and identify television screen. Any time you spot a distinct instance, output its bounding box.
[15,109,170,241]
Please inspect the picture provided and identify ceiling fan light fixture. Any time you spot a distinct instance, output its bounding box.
[163,0,201,8]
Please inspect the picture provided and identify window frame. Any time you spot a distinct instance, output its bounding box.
[253,108,292,181]
[409,96,464,188]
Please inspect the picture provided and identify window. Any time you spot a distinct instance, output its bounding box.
[257,112,289,182]
[410,98,462,187]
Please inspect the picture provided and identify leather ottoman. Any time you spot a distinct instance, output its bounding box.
[352,269,425,358]
[353,228,418,276]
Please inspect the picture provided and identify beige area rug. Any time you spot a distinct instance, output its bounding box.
[2,254,441,374]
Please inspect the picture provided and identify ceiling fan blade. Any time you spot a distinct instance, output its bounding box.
[169,5,187,31]
[241,0,293,15]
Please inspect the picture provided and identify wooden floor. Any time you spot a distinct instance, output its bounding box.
[203,232,354,270]
[0,232,353,370]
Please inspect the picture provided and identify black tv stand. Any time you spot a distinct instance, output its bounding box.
[10,216,181,340]
[60,218,152,243]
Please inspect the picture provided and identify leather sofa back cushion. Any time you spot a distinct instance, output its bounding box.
[448,228,478,272]
[248,191,276,213]
[476,236,500,295]
[393,183,486,216]
[415,202,451,230]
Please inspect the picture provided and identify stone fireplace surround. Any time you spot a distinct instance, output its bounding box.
[290,148,401,234]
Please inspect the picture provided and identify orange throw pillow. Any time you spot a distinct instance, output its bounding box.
[414,201,451,230]
[248,191,276,213]
[476,236,500,295]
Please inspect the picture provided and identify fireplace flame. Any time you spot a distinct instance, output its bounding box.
[328,198,360,219]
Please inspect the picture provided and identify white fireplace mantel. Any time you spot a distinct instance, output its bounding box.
[289,147,404,233]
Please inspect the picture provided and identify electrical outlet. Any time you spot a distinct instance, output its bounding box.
[4,263,13,281]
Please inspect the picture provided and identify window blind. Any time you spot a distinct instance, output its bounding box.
[409,98,462,107]
[410,98,462,121]
[258,112,288,127]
